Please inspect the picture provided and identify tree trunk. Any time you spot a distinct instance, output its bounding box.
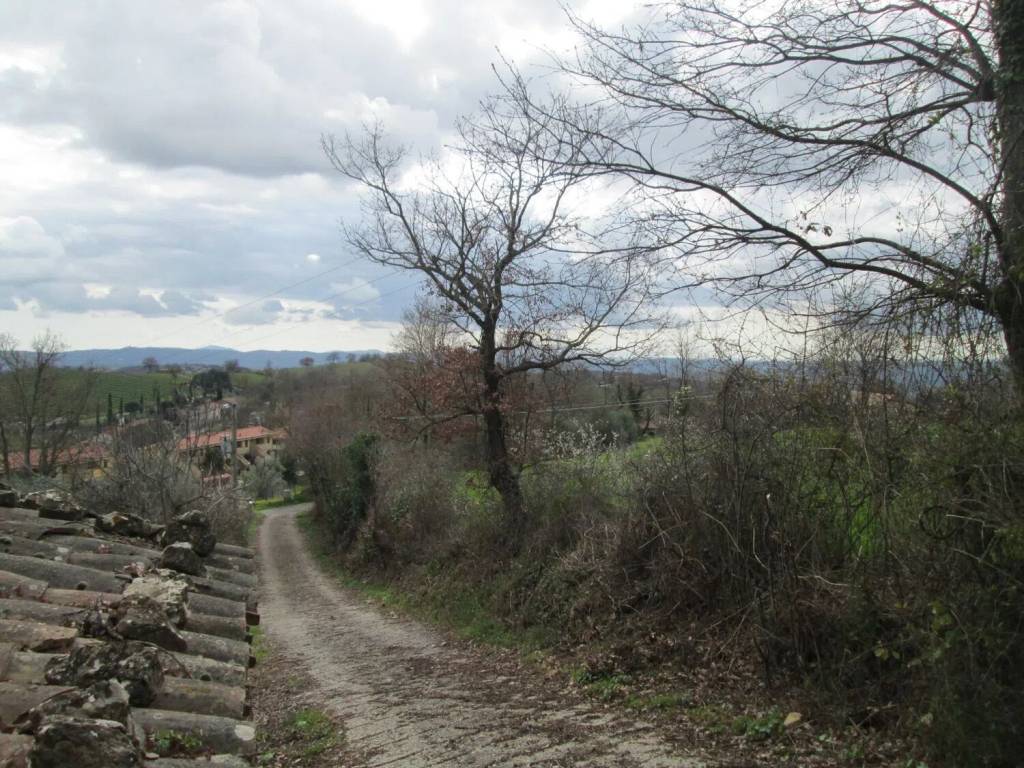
[482,398,523,531]
[479,327,524,545]
[20,423,32,476]
[995,0,1024,395]
[0,421,9,477]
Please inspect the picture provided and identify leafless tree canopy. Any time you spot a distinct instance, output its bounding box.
[0,332,95,476]
[323,103,665,533]
[503,0,1024,389]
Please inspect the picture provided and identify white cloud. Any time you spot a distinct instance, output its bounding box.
[329,277,382,307]
[0,1,636,349]
[223,299,286,326]
[0,216,66,285]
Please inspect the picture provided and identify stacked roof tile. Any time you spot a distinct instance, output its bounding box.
[0,484,259,767]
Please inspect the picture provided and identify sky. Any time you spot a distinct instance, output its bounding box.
[0,0,640,354]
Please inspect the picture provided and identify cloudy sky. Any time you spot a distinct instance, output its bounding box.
[0,0,637,354]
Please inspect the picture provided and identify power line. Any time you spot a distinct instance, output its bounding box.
[388,393,715,422]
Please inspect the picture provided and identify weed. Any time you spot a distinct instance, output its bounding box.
[625,692,692,712]
[687,704,734,734]
[250,625,269,664]
[151,729,204,757]
[570,666,632,701]
[298,512,554,653]
[287,708,340,758]
[731,710,785,742]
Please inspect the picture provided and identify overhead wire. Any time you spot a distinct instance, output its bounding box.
[387,393,715,422]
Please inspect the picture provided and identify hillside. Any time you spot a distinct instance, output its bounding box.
[58,346,384,370]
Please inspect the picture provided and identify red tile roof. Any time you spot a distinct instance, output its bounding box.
[179,426,284,451]
[23,442,110,470]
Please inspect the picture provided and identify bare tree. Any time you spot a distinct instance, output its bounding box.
[0,332,95,476]
[323,104,663,537]
[76,420,250,541]
[385,295,469,431]
[142,356,159,373]
[395,294,457,365]
[505,0,1024,392]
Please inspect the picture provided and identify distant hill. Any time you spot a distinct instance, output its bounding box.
[59,346,385,371]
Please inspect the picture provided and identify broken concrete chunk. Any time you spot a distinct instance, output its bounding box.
[0,569,48,601]
[45,641,166,707]
[29,715,142,768]
[161,510,216,557]
[95,512,165,539]
[124,573,190,628]
[15,679,133,733]
[21,490,86,522]
[134,709,256,757]
[160,542,207,577]
[0,619,78,652]
[115,594,187,652]
[0,683,75,728]
[0,482,18,507]
[0,733,33,768]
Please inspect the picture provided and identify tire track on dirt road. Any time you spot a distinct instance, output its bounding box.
[258,504,706,767]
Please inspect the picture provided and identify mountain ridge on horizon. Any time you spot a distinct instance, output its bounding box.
[58,346,386,370]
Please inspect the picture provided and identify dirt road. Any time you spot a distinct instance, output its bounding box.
[257,504,706,767]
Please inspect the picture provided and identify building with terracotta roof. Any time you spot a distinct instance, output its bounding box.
[178,426,285,473]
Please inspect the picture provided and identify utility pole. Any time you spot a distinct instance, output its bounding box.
[229,403,238,487]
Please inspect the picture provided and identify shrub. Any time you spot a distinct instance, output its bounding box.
[314,432,378,549]
[297,357,1024,765]
[241,456,286,500]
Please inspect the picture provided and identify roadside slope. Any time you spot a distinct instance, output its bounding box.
[257,505,705,768]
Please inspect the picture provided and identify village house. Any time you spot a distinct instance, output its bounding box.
[178,425,286,469]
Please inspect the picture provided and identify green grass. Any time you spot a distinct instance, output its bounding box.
[232,370,268,389]
[624,434,665,460]
[250,625,269,664]
[286,708,340,758]
[53,368,270,415]
[626,691,692,712]
[150,729,204,757]
[253,486,311,512]
[247,487,311,545]
[57,369,182,414]
[296,511,555,652]
[731,709,786,742]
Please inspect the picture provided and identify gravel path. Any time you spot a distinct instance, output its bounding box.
[257,504,706,768]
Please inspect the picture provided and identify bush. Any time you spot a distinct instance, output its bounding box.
[312,432,378,549]
[73,423,251,544]
[241,457,286,500]
[297,359,1024,765]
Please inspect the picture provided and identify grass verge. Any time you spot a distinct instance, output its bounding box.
[248,487,311,545]
[295,511,553,652]
[286,708,339,758]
